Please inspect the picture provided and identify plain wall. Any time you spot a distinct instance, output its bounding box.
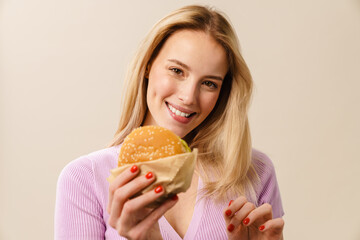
[1,0,360,239]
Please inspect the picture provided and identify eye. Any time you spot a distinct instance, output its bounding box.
[202,81,218,89]
[170,67,183,75]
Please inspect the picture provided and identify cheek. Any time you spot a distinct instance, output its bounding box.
[200,92,220,114]
[148,72,176,99]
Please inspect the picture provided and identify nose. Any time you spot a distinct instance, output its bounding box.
[177,80,198,105]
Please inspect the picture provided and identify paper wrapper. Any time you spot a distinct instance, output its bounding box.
[107,148,197,207]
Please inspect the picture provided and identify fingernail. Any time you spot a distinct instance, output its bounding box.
[145,172,153,179]
[130,165,138,173]
[227,224,235,232]
[154,185,163,193]
[228,200,234,206]
[225,209,232,216]
[171,195,178,201]
[259,225,265,231]
[243,218,250,225]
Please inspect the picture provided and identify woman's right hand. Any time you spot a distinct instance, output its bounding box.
[107,165,178,240]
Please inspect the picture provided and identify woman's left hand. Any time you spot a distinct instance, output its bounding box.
[223,196,284,240]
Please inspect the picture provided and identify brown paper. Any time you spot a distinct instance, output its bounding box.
[107,149,197,207]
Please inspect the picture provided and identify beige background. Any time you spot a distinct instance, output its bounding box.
[1,0,360,239]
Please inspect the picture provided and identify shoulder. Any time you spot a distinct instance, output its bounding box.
[55,146,121,238]
[60,146,120,173]
[57,146,120,191]
[251,148,276,178]
[251,148,284,218]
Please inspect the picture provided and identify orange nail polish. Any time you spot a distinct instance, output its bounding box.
[259,225,265,231]
[228,200,234,206]
[145,172,153,179]
[243,218,250,225]
[130,165,138,173]
[154,185,163,193]
[225,210,232,216]
[227,224,235,232]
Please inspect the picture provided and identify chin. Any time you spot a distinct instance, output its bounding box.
[158,124,185,138]
[153,118,193,138]
[171,127,191,139]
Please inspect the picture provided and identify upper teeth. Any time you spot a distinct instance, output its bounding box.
[168,104,191,118]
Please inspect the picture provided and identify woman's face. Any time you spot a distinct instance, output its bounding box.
[143,30,228,138]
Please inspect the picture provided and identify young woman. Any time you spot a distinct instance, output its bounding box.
[55,5,284,240]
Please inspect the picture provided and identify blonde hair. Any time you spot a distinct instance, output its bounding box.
[110,5,259,203]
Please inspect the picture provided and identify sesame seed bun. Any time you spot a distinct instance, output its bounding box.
[118,126,190,167]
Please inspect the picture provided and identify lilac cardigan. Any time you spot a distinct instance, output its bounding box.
[55,145,284,239]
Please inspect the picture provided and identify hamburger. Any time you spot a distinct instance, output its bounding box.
[118,125,191,166]
[108,125,197,205]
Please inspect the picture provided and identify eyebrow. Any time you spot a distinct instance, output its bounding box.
[167,58,224,81]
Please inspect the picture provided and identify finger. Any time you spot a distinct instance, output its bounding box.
[226,202,255,233]
[258,217,284,234]
[242,203,273,227]
[116,184,167,234]
[108,171,156,227]
[123,184,167,213]
[223,196,247,224]
[107,165,140,213]
[128,195,179,239]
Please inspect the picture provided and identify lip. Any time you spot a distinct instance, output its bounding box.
[166,102,196,124]
[167,102,195,114]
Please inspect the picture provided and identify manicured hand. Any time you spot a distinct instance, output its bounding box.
[107,165,178,240]
[224,196,284,240]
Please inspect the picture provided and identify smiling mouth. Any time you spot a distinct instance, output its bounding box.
[166,103,196,118]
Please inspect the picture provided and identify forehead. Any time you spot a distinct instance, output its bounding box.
[154,29,228,75]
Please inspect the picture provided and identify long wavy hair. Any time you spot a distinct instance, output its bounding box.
[110,5,259,203]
